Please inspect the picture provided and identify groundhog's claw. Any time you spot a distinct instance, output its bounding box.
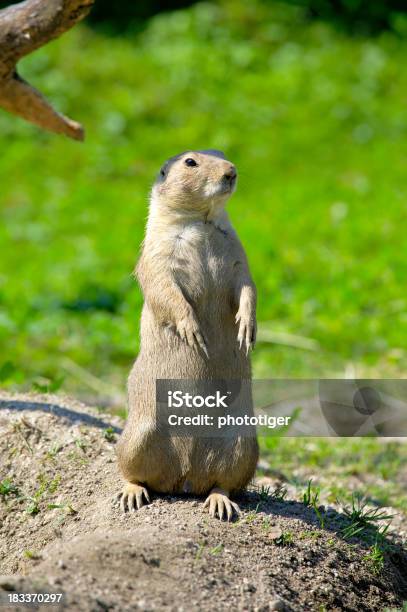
[204,489,240,521]
[192,330,209,359]
[118,483,150,513]
[235,311,256,355]
[177,314,209,358]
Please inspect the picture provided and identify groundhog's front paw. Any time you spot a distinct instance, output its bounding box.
[204,489,240,521]
[176,313,209,358]
[235,309,256,355]
[118,483,150,513]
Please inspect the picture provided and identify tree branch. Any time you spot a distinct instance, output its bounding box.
[0,0,94,140]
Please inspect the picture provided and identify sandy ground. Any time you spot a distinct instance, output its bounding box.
[0,391,406,611]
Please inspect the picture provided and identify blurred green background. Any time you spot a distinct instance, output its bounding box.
[0,0,406,404]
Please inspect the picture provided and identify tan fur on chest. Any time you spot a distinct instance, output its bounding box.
[171,220,236,303]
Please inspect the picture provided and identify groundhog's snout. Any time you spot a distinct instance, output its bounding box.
[223,164,237,185]
[224,165,237,180]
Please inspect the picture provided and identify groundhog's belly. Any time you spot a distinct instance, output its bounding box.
[125,293,257,494]
[138,299,250,380]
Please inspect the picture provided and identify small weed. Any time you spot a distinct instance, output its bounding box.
[275,531,294,547]
[46,443,62,459]
[36,474,49,496]
[48,475,61,494]
[68,451,89,465]
[25,475,47,514]
[74,438,87,452]
[195,542,206,560]
[245,511,257,524]
[0,478,18,498]
[313,503,326,529]
[303,479,320,507]
[270,484,288,502]
[26,498,40,515]
[361,523,392,577]
[24,473,64,515]
[103,427,116,443]
[23,550,41,560]
[47,502,77,515]
[210,543,223,555]
[259,485,271,501]
[363,541,385,575]
[302,479,325,527]
[262,517,272,532]
[340,495,393,541]
[245,503,261,523]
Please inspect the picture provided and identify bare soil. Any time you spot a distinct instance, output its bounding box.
[0,391,406,611]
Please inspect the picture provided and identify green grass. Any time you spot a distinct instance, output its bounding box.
[0,0,406,398]
[302,479,320,507]
[341,495,393,540]
[363,542,385,576]
[259,437,407,512]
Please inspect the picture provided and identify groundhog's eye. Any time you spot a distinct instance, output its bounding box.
[184,158,198,167]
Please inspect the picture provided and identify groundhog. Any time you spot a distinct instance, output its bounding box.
[117,150,259,520]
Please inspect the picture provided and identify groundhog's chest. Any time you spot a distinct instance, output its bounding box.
[171,223,237,302]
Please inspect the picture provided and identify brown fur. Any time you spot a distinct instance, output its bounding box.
[117,150,259,517]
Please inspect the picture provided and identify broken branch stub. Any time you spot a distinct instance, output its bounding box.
[0,0,94,140]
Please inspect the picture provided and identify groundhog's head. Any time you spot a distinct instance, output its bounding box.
[152,150,237,214]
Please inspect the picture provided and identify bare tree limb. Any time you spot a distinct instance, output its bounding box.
[0,0,94,140]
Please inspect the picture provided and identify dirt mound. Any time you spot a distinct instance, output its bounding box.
[0,391,406,611]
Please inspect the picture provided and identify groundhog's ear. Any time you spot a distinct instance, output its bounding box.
[158,153,184,181]
[158,160,170,181]
[199,149,226,160]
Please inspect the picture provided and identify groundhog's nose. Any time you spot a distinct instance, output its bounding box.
[223,165,237,182]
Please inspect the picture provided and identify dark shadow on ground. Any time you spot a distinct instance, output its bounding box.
[0,399,122,434]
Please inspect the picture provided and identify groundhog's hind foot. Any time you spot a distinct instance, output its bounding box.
[118,483,150,513]
[204,488,240,521]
